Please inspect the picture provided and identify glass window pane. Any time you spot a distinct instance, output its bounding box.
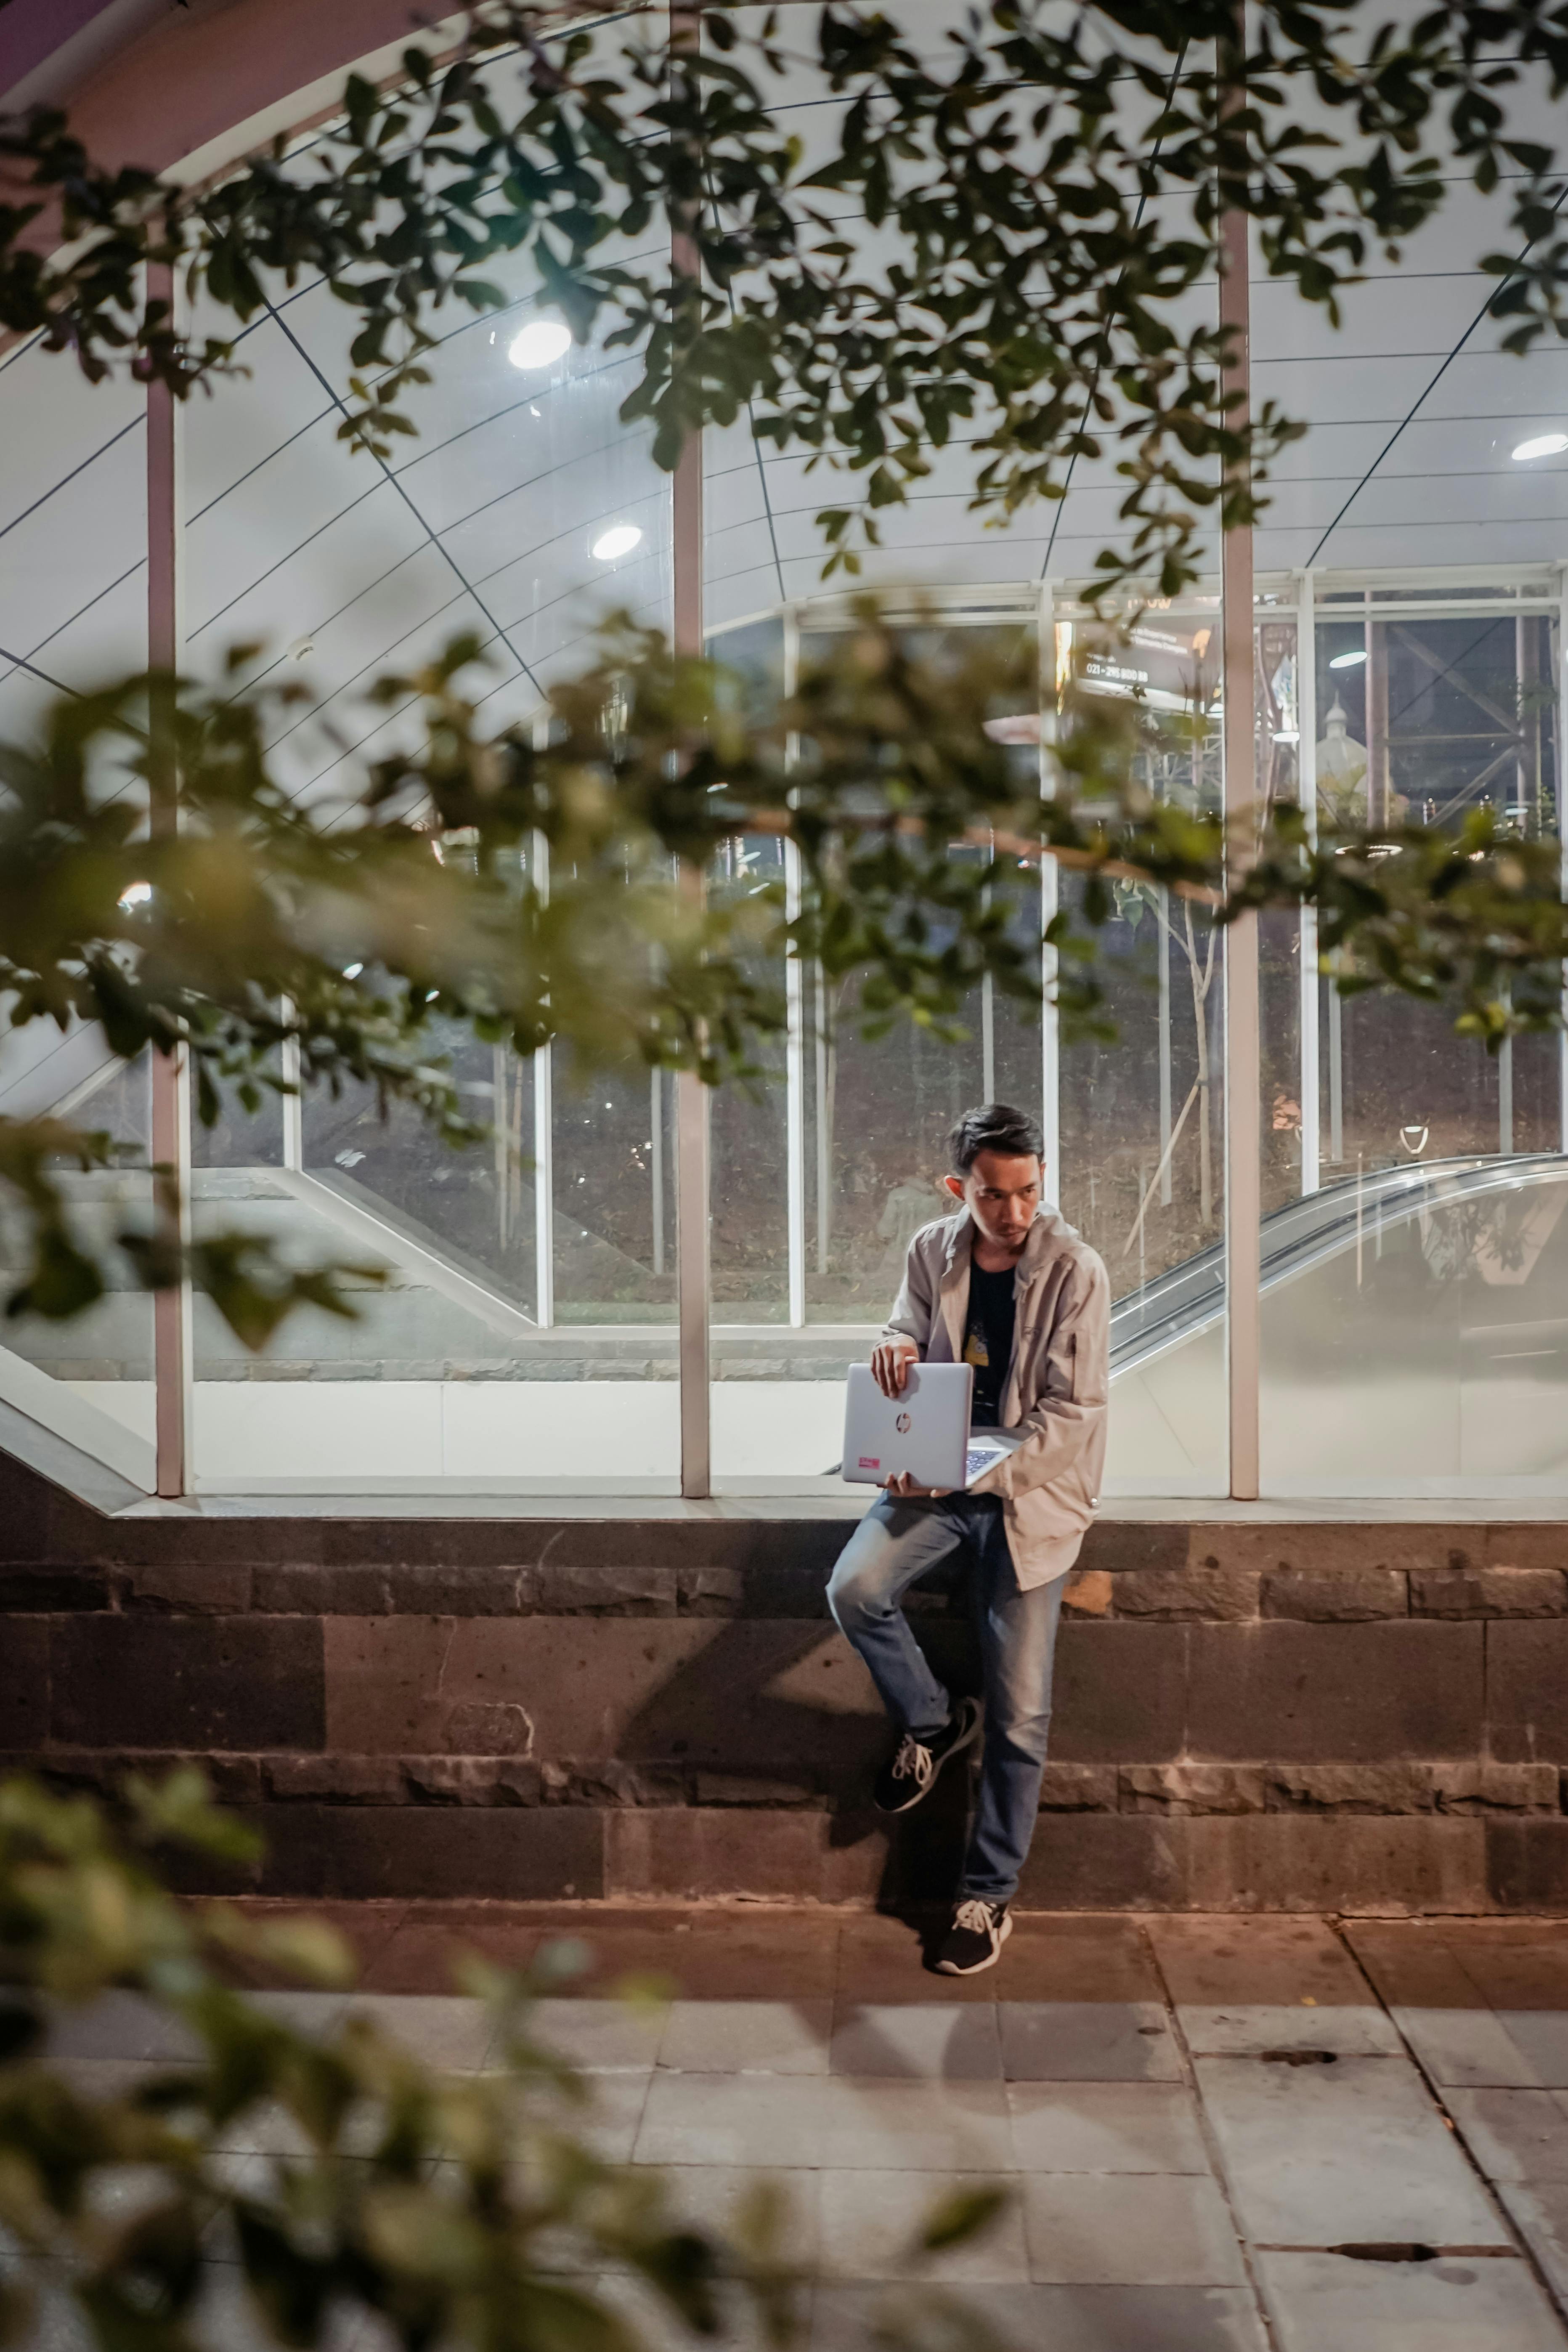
[701,587,1231,1495]
[0,340,155,1488]
[1065,608,1228,1497]
[178,78,677,1492]
[1262,588,1568,1493]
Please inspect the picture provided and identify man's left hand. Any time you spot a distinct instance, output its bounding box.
[882,1471,951,1500]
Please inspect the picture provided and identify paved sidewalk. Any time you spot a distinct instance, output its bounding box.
[48,1907,1568,2349]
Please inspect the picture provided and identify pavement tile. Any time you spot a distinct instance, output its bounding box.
[1499,2012,1568,2089]
[815,2167,1031,2283]
[512,2156,820,2277]
[523,1907,839,2002]
[834,1912,994,2004]
[205,2097,316,2158]
[1195,2055,1510,2247]
[1497,2180,1568,2306]
[1445,2087,1568,2183]
[358,1920,542,1995]
[1000,2001,1182,2082]
[515,1995,668,2073]
[658,2164,821,2267]
[829,2002,1003,2079]
[821,2078,1017,2171]
[241,1991,351,2040]
[633,2071,830,2168]
[1342,1922,1491,2013]
[587,2268,803,2352]
[832,1912,1159,2004]
[1022,2172,1248,2287]
[1388,2006,1541,2089]
[1443,1932,1568,2013]
[45,2057,199,2104]
[1175,2002,1402,2057]
[657,1998,833,2074]
[1256,2249,1565,2352]
[997,1919,1167,2005]
[214,1900,410,1991]
[339,1993,495,2071]
[812,2283,1269,2350]
[521,2069,655,2165]
[1006,2082,1212,2174]
[1146,1915,1374,2013]
[44,1991,202,2064]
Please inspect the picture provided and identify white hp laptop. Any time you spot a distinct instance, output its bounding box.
[841,1361,1024,1489]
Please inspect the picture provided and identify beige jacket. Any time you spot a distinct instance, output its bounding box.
[880,1207,1111,1589]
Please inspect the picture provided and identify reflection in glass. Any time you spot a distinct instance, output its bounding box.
[1311,597,1560,1177]
[0,338,155,1487]
[1056,603,1229,1495]
[0,1056,157,1484]
[178,201,678,1488]
[1260,583,1568,1492]
[700,597,1234,1495]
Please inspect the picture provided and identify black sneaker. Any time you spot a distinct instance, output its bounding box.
[872,1695,982,1814]
[934,1898,1012,1976]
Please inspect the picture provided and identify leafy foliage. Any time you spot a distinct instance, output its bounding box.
[0,1767,1005,2352]
[6,3,1568,596]
[4,4,1568,1338]
[3,612,1563,1341]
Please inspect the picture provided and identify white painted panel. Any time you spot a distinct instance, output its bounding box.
[712,1379,845,1480]
[194,1380,444,1483]
[438,1379,679,1482]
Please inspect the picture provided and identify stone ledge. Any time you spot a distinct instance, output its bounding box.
[2,1537,1567,1623]
[34,1797,1553,1913]
[9,1749,1563,1819]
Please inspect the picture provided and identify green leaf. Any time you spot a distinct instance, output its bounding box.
[917,2183,1010,2253]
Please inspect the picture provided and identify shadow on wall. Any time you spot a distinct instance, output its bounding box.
[614,1559,984,1911]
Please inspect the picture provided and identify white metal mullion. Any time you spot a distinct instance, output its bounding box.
[1220,170,1261,1501]
[1559,571,1568,1155]
[148,260,193,1499]
[1038,581,1061,1190]
[783,603,807,1327]
[1297,568,1320,1195]
[531,807,555,1330]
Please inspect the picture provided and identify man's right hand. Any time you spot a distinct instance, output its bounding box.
[871,1340,919,1398]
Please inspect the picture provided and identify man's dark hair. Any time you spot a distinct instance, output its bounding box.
[948,1102,1045,1175]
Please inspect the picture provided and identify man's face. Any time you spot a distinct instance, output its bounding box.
[944,1150,1043,1251]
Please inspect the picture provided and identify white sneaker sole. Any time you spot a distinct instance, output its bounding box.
[934,1909,1013,1975]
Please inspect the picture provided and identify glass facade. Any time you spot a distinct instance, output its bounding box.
[1258,580,1568,1493]
[3,31,1568,1500]
[176,240,679,1489]
[0,336,156,1487]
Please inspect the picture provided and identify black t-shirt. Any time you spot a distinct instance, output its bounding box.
[963,1264,1017,1428]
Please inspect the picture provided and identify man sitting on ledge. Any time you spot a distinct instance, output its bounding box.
[827,1103,1110,1975]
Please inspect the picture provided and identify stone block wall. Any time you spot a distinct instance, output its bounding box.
[5,1452,1568,1911]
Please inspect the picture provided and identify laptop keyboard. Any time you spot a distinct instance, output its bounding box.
[965,1447,1002,1479]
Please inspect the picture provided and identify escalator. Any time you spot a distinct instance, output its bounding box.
[1107,1153,1568,1494]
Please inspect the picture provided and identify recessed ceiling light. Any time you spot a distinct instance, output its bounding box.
[507,319,572,372]
[1329,648,1367,669]
[592,523,643,562]
[117,880,152,910]
[1512,431,1568,462]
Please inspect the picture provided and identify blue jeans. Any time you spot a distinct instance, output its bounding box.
[827,1493,1064,1904]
